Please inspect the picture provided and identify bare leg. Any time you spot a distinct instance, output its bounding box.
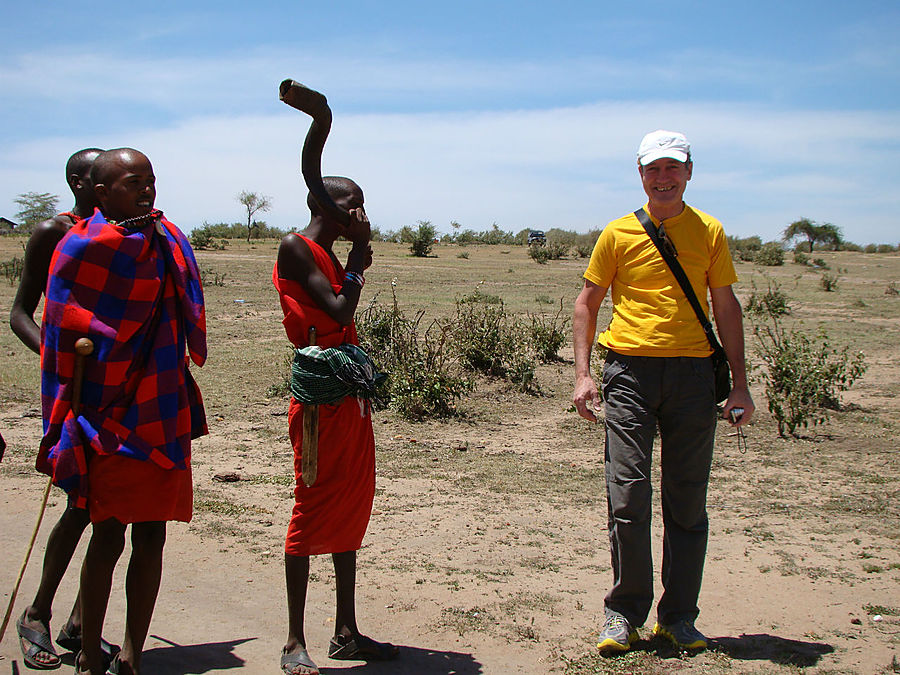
[328,551,397,660]
[283,554,317,674]
[20,503,90,666]
[332,550,358,638]
[77,518,126,675]
[114,521,166,675]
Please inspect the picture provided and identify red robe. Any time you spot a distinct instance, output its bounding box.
[273,235,375,556]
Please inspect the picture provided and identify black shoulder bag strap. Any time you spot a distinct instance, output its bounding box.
[633,208,726,359]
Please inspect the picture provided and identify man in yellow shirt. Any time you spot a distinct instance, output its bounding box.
[573,130,754,653]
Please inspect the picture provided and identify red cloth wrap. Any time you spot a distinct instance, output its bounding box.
[88,453,193,524]
[273,235,375,557]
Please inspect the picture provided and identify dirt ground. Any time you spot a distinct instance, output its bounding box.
[1,241,898,674]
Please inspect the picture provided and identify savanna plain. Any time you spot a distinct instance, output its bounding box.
[1,238,898,674]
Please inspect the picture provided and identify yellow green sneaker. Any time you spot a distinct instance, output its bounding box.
[597,614,638,653]
[653,620,707,650]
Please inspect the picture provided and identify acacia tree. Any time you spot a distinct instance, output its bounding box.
[237,190,272,242]
[783,218,818,252]
[818,222,844,251]
[14,191,59,231]
[783,218,842,252]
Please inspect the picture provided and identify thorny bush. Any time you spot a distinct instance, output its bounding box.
[753,313,866,436]
[528,299,570,362]
[356,285,470,420]
[2,257,24,285]
[744,279,791,318]
[451,290,537,392]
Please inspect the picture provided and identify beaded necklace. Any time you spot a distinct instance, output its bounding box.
[107,209,163,230]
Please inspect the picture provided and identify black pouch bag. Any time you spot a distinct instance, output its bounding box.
[711,345,732,403]
[634,209,732,403]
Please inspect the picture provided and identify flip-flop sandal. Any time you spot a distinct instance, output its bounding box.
[280,647,319,674]
[328,633,399,661]
[16,614,61,670]
[56,625,121,663]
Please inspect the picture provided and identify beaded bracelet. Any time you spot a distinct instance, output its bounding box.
[345,271,365,288]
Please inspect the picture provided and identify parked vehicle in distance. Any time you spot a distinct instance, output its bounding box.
[527,230,546,246]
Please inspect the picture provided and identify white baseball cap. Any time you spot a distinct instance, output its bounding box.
[637,130,691,166]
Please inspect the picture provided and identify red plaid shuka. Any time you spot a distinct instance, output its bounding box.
[39,209,207,506]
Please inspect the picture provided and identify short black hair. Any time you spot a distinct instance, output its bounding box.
[307,176,359,215]
[90,148,147,187]
[66,148,103,181]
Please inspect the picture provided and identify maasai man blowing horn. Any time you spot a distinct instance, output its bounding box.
[40,148,207,675]
[274,176,397,675]
[9,147,120,670]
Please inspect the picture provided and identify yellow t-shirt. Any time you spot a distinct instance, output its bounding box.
[583,204,737,357]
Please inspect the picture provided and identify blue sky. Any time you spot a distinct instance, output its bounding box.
[2,1,898,244]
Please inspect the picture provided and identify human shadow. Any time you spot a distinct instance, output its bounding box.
[318,645,483,674]
[138,635,253,673]
[711,633,834,667]
[619,632,833,668]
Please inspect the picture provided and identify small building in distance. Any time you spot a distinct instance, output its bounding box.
[0,217,19,235]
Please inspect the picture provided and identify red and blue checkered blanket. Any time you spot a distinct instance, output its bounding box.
[39,209,207,506]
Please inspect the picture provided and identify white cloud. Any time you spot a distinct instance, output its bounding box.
[1,100,898,244]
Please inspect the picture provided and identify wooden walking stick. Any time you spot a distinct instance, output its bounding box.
[301,327,319,487]
[0,337,93,644]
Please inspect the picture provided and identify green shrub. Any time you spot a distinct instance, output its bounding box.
[457,251,470,259]
[729,235,762,262]
[546,242,569,260]
[479,223,516,245]
[1,257,24,285]
[754,242,785,266]
[754,317,866,436]
[410,221,436,257]
[201,267,227,287]
[461,287,502,304]
[528,300,570,362]
[745,280,790,317]
[190,225,227,250]
[357,289,471,420]
[451,293,537,392]
[820,272,839,291]
[793,249,809,265]
[528,245,551,264]
[191,228,213,250]
[575,244,592,258]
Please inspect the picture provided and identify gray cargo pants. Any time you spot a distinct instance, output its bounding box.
[601,350,717,627]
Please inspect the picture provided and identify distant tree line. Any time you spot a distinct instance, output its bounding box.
[371,221,601,248]
[5,191,899,259]
[189,220,290,250]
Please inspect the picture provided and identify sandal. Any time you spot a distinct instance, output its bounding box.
[280,647,319,675]
[56,624,120,664]
[16,614,61,670]
[328,633,399,661]
[73,650,120,675]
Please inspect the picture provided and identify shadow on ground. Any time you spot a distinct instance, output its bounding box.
[711,633,835,667]
[134,638,482,675]
[317,645,483,675]
[140,635,253,673]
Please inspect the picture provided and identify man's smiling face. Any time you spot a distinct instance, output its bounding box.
[639,157,692,217]
[95,150,156,222]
